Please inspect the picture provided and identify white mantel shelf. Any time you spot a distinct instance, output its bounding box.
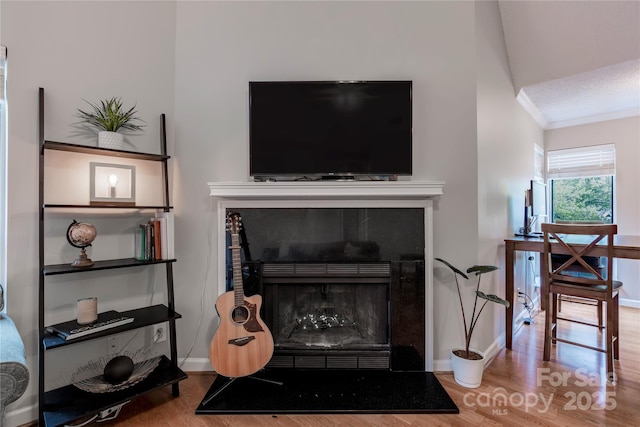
[207,180,445,199]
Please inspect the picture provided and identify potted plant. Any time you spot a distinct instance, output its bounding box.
[76,97,145,149]
[435,258,510,388]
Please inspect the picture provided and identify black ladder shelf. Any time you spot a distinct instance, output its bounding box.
[37,87,187,427]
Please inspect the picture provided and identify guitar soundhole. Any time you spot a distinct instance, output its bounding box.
[232,305,250,324]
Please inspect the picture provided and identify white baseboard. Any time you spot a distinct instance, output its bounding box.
[6,403,37,427]
[620,298,640,309]
[432,358,451,372]
[180,357,214,372]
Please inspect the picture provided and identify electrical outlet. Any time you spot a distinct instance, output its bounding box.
[107,336,119,353]
[153,324,167,343]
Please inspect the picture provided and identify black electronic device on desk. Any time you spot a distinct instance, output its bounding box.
[517,180,547,238]
[514,231,543,238]
[514,231,557,240]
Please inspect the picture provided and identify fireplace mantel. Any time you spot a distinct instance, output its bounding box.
[207,180,444,200]
[208,180,443,371]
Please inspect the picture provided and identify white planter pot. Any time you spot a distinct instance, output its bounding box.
[451,348,485,388]
[98,131,124,150]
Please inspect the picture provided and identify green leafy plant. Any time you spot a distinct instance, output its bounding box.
[76,97,145,133]
[435,258,510,360]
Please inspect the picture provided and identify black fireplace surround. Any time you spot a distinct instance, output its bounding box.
[227,208,426,371]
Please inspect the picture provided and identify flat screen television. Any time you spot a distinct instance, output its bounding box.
[249,80,412,179]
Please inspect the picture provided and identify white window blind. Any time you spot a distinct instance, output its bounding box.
[547,144,615,179]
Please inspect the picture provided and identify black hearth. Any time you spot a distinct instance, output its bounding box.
[196,369,459,415]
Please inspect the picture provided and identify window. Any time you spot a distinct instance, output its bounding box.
[547,144,615,223]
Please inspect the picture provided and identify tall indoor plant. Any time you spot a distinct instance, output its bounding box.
[76,97,145,149]
[435,257,510,388]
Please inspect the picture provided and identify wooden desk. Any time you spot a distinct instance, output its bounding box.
[504,235,640,349]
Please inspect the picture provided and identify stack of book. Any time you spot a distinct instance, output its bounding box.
[46,310,134,341]
[134,212,174,261]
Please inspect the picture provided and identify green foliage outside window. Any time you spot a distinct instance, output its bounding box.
[551,176,613,223]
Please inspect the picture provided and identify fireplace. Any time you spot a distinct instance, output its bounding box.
[208,180,443,371]
[199,182,458,415]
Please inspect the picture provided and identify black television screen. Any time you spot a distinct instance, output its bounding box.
[249,80,412,178]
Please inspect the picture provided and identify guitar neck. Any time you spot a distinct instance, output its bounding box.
[230,233,244,306]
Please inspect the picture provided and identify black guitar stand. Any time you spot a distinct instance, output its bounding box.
[201,371,283,406]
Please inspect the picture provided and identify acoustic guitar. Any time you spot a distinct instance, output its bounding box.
[209,212,274,378]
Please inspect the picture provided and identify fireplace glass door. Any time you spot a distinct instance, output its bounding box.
[262,263,391,369]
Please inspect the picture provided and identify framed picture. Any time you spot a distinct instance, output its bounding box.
[90,162,136,206]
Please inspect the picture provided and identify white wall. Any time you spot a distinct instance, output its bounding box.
[1,1,176,425]
[546,116,640,305]
[475,1,544,359]
[2,1,543,424]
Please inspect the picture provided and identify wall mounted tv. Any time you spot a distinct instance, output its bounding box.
[249,80,412,180]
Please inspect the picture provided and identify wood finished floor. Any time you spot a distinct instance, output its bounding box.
[24,302,640,426]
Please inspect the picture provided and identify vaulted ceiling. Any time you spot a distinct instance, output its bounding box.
[498,1,640,130]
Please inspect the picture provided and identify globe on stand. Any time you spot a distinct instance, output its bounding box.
[67,220,97,267]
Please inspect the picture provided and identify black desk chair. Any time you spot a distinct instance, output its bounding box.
[542,223,622,382]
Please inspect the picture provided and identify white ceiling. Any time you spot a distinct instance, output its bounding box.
[498,1,640,130]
